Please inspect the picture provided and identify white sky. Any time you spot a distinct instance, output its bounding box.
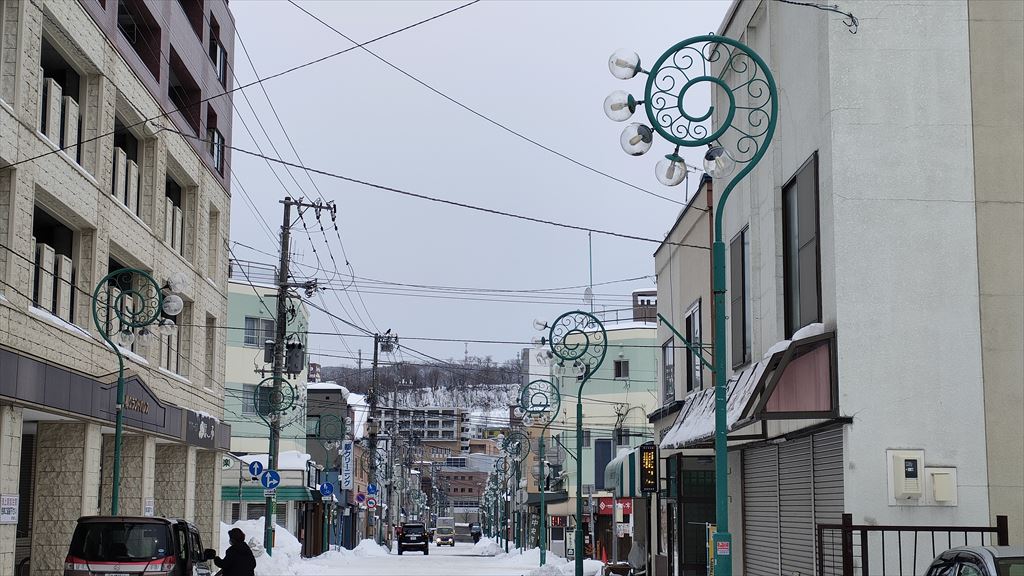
[226,1,731,365]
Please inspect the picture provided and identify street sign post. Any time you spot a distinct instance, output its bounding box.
[366,497,377,510]
[367,483,378,496]
[319,483,334,497]
[356,493,366,504]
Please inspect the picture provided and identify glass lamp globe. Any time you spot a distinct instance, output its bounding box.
[572,361,587,377]
[603,91,636,122]
[522,414,534,427]
[116,328,136,347]
[553,362,567,377]
[620,123,654,156]
[158,317,178,336]
[136,327,155,345]
[656,155,688,186]
[704,146,736,179]
[608,49,641,80]
[161,294,184,316]
[167,271,189,294]
[533,318,548,331]
[531,336,547,348]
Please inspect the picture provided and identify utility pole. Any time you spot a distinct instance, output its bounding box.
[263,196,331,556]
[367,330,396,544]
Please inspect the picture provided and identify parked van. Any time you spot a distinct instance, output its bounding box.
[64,516,214,576]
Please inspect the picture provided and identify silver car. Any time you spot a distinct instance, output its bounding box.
[924,546,1024,576]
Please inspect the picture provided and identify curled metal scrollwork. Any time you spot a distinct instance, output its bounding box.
[519,379,561,420]
[253,376,296,424]
[644,34,778,168]
[502,430,531,461]
[93,268,163,338]
[547,311,607,377]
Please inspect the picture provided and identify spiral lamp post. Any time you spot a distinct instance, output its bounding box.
[495,457,511,552]
[502,430,531,553]
[518,378,561,566]
[92,268,188,515]
[602,37,778,575]
[533,311,607,576]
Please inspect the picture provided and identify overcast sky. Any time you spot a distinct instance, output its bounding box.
[226,0,730,367]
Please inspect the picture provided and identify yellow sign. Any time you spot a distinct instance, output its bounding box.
[639,443,658,493]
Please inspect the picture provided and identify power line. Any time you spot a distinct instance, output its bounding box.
[2,0,481,173]
[288,0,685,207]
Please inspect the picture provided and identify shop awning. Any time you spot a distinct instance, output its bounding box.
[604,449,639,499]
[660,325,838,449]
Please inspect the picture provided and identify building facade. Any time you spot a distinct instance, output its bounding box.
[0,1,234,574]
[654,1,1023,574]
[376,406,466,462]
[223,264,308,454]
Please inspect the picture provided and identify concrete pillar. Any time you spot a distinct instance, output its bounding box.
[194,451,222,550]
[0,405,23,576]
[153,444,196,519]
[30,422,101,576]
[99,434,155,517]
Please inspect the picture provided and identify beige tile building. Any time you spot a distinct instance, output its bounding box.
[0,1,235,575]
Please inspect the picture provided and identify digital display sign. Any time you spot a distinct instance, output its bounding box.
[639,442,658,493]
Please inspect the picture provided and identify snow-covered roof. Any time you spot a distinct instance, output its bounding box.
[307,382,348,396]
[240,450,311,471]
[348,392,367,438]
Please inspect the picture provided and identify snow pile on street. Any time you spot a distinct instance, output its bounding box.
[527,565,565,576]
[352,539,389,557]
[219,519,301,576]
[471,537,503,556]
[524,557,601,576]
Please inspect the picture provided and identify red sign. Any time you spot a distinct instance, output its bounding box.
[550,515,566,527]
[716,541,730,555]
[597,498,633,515]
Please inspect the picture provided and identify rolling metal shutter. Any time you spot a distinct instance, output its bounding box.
[246,503,266,521]
[779,437,814,575]
[813,427,845,572]
[743,444,780,575]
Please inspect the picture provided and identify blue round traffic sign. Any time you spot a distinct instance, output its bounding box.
[260,470,281,490]
[367,483,378,495]
[356,493,366,503]
[248,460,264,478]
[319,483,334,497]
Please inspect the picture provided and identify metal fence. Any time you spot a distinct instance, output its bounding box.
[817,514,1009,576]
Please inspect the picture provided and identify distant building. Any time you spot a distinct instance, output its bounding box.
[377,406,467,462]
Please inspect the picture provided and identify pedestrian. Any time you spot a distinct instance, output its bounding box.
[209,528,256,576]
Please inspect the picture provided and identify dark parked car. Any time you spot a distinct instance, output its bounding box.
[925,546,1024,576]
[396,522,429,555]
[64,516,214,576]
[469,523,482,544]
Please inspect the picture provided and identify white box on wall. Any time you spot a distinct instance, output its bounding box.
[54,254,73,321]
[924,467,958,506]
[61,96,79,155]
[35,242,55,312]
[113,147,127,204]
[126,160,139,215]
[44,78,62,140]
[886,449,925,505]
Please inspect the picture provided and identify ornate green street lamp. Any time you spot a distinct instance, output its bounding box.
[603,36,778,575]
[493,456,511,552]
[92,268,188,515]
[534,311,607,576]
[518,378,561,566]
[502,430,531,553]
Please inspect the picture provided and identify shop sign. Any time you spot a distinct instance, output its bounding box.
[639,443,658,493]
[0,495,17,524]
[550,515,566,527]
[597,497,632,515]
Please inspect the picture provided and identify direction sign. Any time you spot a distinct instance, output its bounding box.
[366,497,377,509]
[260,470,281,490]
[367,483,378,495]
[356,493,366,503]
[248,460,264,478]
[319,483,334,497]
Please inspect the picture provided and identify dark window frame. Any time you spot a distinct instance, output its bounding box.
[613,359,630,379]
[684,300,702,393]
[662,338,675,404]
[782,152,822,337]
[730,226,752,368]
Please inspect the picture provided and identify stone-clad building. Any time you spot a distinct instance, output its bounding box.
[0,1,234,575]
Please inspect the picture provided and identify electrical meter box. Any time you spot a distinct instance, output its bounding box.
[887,449,925,503]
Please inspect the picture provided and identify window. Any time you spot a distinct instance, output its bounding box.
[306,416,320,437]
[730,227,752,368]
[208,15,228,87]
[112,116,142,216]
[176,0,202,38]
[116,0,161,80]
[159,303,189,377]
[782,152,821,337]
[613,359,629,379]
[204,314,216,389]
[241,384,257,415]
[206,207,220,279]
[662,339,675,403]
[684,301,702,393]
[164,176,185,256]
[167,47,200,133]
[593,439,612,490]
[206,105,224,174]
[31,206,76,323]
[582,430,591,448]
[615,428,631,446]
[39,37,84,165]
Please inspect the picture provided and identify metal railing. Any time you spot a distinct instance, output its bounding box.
[817,514,1009,576]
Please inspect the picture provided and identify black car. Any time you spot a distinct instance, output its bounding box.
[64,516,214,576]
[925,546,1024,576]
[396,522,429,555]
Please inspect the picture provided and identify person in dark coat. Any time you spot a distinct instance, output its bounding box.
[212,528,256,576]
